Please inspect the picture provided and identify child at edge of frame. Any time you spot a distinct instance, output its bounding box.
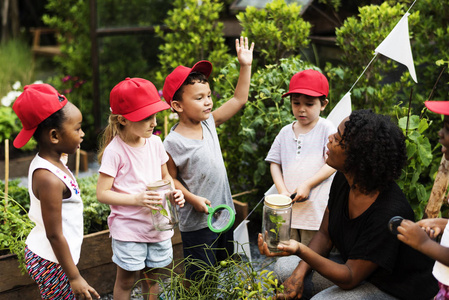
[96,77,185,300]
[265,69,336,246]
[12,84,100,299]
[396,100,449,300]
[162,36,254,282]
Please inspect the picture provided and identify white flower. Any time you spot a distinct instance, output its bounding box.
[33,80,43,84]
[168,113,179,120]
[1,91,21,106]
[12,81,21,90]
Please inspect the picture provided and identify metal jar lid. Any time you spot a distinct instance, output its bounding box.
[147,179,171,191]
[264,194,292,209]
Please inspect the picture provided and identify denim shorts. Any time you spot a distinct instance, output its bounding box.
[111,238,173,271]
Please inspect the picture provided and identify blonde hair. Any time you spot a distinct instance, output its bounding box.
[97,114,123,164]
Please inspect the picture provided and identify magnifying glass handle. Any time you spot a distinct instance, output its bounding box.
[206,204,213,214]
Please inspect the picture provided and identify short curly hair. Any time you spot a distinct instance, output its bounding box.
[341,109,406,194]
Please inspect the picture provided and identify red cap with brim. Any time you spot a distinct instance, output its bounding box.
[13,84,68,148]
[110,78,170,122]
[282,69,329,98]
[425,101,449,115]
[163,60,212,106]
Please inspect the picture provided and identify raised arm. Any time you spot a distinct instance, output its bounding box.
[212,36,254,126]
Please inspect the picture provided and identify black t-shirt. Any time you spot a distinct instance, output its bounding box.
[328,172,438,300]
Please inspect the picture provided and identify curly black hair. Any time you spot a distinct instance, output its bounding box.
[33,105,67,144]
[341,109,406,194]
[172,71,209,101]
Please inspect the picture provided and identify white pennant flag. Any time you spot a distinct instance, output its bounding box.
[375,13,417,83]
[327,92,352,128]
[233,220,252,262]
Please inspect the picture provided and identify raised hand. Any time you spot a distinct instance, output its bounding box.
[235,36,254,67]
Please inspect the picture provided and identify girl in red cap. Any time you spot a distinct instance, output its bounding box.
[96,78,185,300]
[13,84,100,299]
[397,100,449,300]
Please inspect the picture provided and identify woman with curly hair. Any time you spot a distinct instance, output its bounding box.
[259,109,438,299]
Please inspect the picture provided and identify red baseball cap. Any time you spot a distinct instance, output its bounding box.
[162,60,213,106]
[12,84,68,148]
[110,78,170,122]
[425,101,449,115]
[282,69,329,98]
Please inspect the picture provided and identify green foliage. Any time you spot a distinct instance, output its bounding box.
[237,0,311,66]
[393,105,440,220]
[329,2,418,113]
[0,39,34,99]
[0,187,34,274]
[153,253,284,299]
[43,0,95,148]
[77,174,110,235]
[155,0,231,85]
[214,57,316,205]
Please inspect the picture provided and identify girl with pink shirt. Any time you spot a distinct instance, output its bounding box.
[96,78,185,300]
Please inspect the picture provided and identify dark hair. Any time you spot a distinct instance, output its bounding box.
[341,109,406,193]
[33,106,67,144]
[172,72,209,101]
[290,93,327,105]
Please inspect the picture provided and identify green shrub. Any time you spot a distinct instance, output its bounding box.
[237,0,311,66]
[155,0,231,85]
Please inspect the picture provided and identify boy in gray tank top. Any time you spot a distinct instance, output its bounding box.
[163,37,254,282]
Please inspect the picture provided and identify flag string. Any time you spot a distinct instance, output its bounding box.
[348,0,418,93]
[348,54,378,93]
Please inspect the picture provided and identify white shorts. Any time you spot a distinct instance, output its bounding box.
[111,238,173,271]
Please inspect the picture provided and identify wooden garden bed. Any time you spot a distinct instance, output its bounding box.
[0,200,248,299]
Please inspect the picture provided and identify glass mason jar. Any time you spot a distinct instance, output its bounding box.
[262,194,292,253]
[147,179,179,231]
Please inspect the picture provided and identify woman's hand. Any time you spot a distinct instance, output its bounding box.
[276,271,306,300]
[257,233,301,257]
[173,189,185,208]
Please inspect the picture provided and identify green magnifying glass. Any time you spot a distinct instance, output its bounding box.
[206,204,235,233]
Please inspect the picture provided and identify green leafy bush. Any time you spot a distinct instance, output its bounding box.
[237,0,311,66]
[78,174,110,235]
[155,0,231,84]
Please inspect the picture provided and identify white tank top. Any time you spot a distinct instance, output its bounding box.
[25,154,84,264]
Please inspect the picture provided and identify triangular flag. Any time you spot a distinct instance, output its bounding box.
[233,220,252,262]
[327,92,352,128]
[375,13,417,83]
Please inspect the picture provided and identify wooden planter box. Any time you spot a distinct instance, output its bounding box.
[0,200,248,299]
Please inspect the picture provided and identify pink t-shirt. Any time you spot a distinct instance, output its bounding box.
[99,135,173,243]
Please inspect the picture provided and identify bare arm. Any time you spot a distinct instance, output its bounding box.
[96,172,162,210]
[213,37,254,126]
[398,219,449,267]
[166,153,210,213]
[270,162,290,196]
[259,207,378,298]
[34,169,99,300]
[292,164,336,202]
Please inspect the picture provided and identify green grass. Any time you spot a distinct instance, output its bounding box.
[0,38,35,98]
